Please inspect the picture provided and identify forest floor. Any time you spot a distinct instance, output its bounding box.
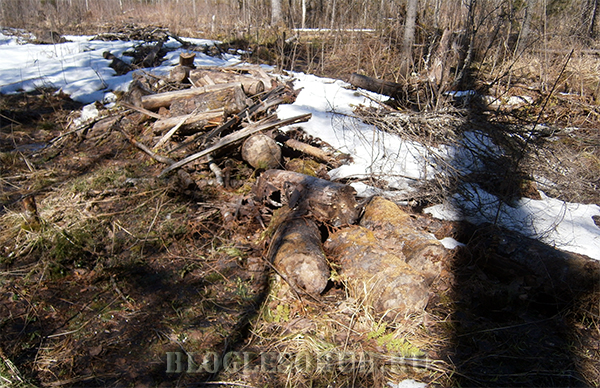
[1,32,599,388]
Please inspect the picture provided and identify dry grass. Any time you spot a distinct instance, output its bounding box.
[239,278,453,387]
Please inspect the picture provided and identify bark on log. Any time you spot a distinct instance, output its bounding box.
[325,226,429,319]
[269,217,330,295]
[168,85,247,117]
[348,73,404,98]
[359,197,446,284]
[274,133,334,163]
[141,82,242,110]
[253,169,359,227]
[190,69,265,96]
[152,109,224,134]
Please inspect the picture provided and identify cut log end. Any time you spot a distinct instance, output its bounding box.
[242,134,282,169]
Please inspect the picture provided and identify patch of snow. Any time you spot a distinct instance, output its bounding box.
[73,103,99,127]
[388,379,427,388]
[439,237,465,250]
[425,187,600,260]
[277,73,437,190]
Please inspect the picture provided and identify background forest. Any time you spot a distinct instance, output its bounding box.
[2,0,599,104]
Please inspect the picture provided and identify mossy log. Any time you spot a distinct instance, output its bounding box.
[360,197,446,284]
[253,169,359,227]
[269,217,330,295]
[325,226,429,319]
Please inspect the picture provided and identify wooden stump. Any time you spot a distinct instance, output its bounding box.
[179,52,196,67]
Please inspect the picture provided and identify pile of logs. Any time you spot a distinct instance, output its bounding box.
[93,54,449,321]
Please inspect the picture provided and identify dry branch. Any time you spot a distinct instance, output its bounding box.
[349,73,403,98]
[152,108,224,133]
[120,101,163,119]
[159,113,312,177]
[274,133,334,163]
[153,109,197,150]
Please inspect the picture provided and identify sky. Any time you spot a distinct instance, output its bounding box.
[1,31,599,261]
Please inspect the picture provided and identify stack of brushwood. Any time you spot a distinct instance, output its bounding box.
[81,57,323,187]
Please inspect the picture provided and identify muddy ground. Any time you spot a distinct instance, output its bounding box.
[0,86,599,388]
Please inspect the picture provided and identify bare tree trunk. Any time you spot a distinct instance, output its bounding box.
[588,0,599,38]
[271,0,283,25]
[302,0,306,28]
[402,0,418,76]
[330,0,336,29]
[456,0,477,88]
[515,0,533,54]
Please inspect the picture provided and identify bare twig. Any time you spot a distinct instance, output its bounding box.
[153,108,197,150]
[119,101,163,119]
[117,128,175,165]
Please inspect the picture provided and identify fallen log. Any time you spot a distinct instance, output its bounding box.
[253,169,359,227]
[274,133,334,163]
[141,82,242,110]
[359,197,446,284]
[269,216,330,295]
[190,69,265,96]
[103,51,133,75]
[325,226,429,320]
[159,113,312,177]
[168,85,247,117]
[348,73,404,98]
[152,108,224,133]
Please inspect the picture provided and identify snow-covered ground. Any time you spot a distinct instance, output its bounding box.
[1,31,599,261]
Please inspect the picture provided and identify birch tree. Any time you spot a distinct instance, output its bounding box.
[402,0,418,75]
[271,0,283,25]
